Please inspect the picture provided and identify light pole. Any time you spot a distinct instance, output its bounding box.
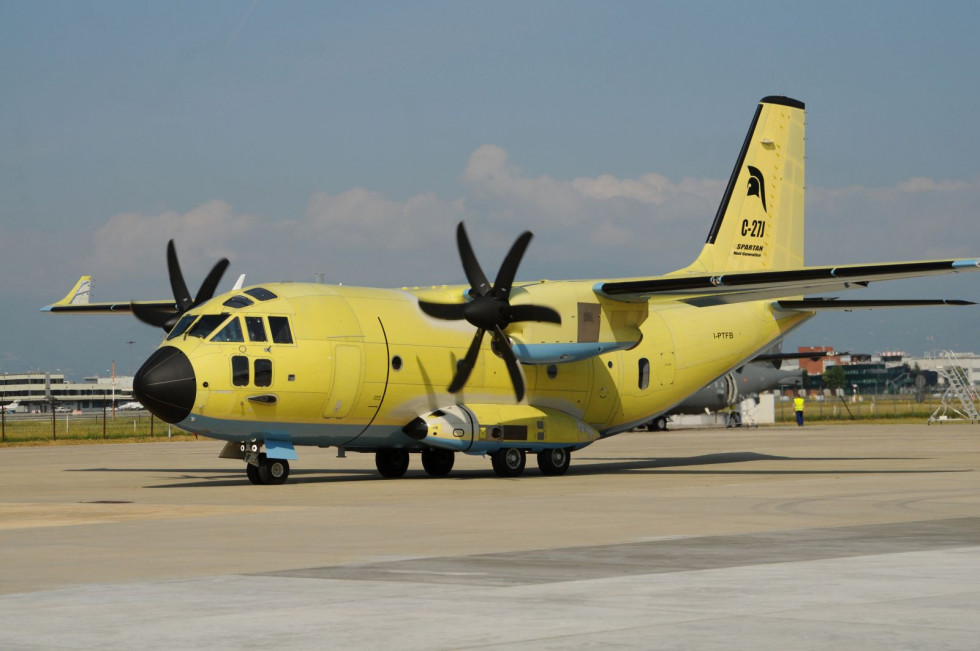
[126,340,136,377]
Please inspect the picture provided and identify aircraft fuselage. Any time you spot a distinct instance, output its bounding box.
[152,280,810,451]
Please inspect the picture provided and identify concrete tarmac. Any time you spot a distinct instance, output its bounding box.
[1,423,979,649]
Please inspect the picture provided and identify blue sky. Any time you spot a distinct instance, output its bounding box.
[2,1,979,378]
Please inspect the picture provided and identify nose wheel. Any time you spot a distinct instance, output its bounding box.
[246,453,290,485]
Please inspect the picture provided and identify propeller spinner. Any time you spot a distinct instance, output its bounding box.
[131,240,230,332]
[418,223,561,401]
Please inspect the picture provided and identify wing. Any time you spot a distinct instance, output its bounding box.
[42,275,175,315]
[595,258,980,307]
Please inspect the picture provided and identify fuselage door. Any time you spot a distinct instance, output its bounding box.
[322,344,362,419]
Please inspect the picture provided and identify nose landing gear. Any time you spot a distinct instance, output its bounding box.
[231,441,291,485]
[246,453,290,485]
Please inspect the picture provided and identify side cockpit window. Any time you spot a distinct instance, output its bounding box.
[211,317,244,342]
[245,316,267,342]
[268,316,293,344]
[166,314,197,340]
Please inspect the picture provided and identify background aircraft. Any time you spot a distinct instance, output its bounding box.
[644,348,838,430]
[644,361,800,430]
[0,400,22,414]
[46,96,979,484]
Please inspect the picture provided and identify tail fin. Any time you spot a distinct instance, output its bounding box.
[683,96,805,274]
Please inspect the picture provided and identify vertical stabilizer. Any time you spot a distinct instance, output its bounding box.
[682,96,805,274]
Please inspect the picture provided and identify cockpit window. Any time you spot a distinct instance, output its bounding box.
[166,314,197,340]
[268,316,293,344]
[223,295,254,309]
[186,313,229,339]
[244,287,277,301]
[245,316,267,342]
[211,316,245,342]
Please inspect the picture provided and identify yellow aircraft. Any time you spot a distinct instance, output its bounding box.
[46,96,979,484]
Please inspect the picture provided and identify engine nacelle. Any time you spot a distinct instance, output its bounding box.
[403,404,599,454]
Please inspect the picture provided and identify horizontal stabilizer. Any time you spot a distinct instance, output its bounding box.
[596,258,980,305]
[775,298,975,311]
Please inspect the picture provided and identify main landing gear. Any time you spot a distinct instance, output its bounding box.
[374,448,456,478]
[371,447,572,479]
[491,448,572,477]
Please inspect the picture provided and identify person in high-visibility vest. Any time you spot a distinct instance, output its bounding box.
[793,395,805,426]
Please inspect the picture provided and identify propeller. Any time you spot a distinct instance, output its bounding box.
[131,240,230,332]
[418,223,561,401]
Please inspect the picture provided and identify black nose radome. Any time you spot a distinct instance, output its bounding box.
[134,346,196,424]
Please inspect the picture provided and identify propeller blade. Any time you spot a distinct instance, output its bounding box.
[508,304,561,324]
[448,328,485,394]
[493,327,526,402]
[194,258,230,305]
[131,303,178,331]
[166,240,196,312]
[492,231,532,299]
[418,300,468,321]
[423,223,555,402]
[456,223,490,297]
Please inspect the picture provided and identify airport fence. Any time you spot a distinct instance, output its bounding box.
[3,396,977,444]
[774,393,980,423]
[0,410,196,444]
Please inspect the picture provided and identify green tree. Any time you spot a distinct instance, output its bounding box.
[822,365,846,391]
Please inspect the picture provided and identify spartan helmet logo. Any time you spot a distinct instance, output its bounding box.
[746,165,767,213]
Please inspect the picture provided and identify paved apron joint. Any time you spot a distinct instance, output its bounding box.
[258,516,980,587]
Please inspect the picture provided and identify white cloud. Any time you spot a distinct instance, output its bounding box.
[807,175,980,264]
[896,177,973,193]
[458,144,722,276]
[82,200,259,279]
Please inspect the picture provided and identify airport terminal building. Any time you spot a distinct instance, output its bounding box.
[0,372,135,413]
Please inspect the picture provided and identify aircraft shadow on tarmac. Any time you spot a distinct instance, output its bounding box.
[67,451,959,489]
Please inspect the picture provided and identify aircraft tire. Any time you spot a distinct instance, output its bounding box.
[258,456,290,485]
[246,463,262,485]
[537,448,571,476]
[648,416,668,431]
[376,449,410,478]
[491,448,526,477]
[421,448,455,477]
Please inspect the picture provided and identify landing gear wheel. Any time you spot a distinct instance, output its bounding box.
[421,448,455,477]
[246,462,261,485]
[376,449,410,478]
[491,448,526,477]
[537,448,571,476]
[258,455,290,485]
[648,416,668,431]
